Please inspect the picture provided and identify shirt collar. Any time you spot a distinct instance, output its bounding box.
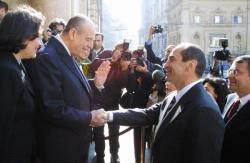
[94,48,102,53]
[54,34,71,56]
[175,80,202,102]
[239,94,250,108]
[12,53,21,64]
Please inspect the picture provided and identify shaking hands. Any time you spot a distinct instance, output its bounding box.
[90,109,109,127]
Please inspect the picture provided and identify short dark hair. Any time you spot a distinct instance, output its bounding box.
[95,32,104,40]
[234,55,250,76]
[63,15,93,34]
[48,17,66,30]
[179,43,206,77]
[0,1,8,11]
[0,5,44,53]
[203,77,230,112]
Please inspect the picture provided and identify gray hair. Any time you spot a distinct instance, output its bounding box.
[63,15,93,34]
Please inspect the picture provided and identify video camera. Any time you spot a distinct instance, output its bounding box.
[153,25,163,34]
[213,38,231,61]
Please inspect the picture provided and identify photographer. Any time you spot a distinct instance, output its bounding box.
[129,49,160,163]
[91,43,137,163]
[145,25,175,65]
[210,39,233,78]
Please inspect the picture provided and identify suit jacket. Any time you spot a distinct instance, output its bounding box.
[0,52,36,163]
[29,37,95,163]
[88,46,104,61]
[111,82,225,163]
[221,93,250,163]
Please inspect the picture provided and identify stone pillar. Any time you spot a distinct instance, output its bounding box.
[180,0,190,42]
[30,0,72,24]
[247,0,250,54]
[4,0,29,10]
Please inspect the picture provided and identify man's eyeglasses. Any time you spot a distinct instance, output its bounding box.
[228,68,240,76]
[165,50,171,54]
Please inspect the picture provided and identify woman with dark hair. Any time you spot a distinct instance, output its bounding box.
[0,5,44,163]
[203,77,230,113]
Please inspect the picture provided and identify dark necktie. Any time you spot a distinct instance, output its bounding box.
[224,99,240,123]
[19,62,33,91]
[72,58,91,93]
[19,62,28,81]
[153,96,177,141]
[163,96,176,118]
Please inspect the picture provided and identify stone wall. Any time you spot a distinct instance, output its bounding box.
[4,0,101,29]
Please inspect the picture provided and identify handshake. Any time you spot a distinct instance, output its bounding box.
[90,109,109,127]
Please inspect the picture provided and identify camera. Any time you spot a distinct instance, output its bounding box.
[213,38,231,61]
[123,39,130,51]
[213,49,231,61]
[136,57,144,66]
[153,25,163,34]
[134,46,144,57]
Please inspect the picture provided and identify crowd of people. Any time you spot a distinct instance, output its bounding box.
[1,2,250,163]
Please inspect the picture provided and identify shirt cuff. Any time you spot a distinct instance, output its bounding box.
[96,85,105,92]
[145,40,152,46]
[107,111,113,122]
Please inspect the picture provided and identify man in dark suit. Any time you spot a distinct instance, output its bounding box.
[88,32,105,61]
[100,43,225,163]
[221,55,250,163]
[29,15,110,163]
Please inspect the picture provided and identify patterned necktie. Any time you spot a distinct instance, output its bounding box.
[224,99,240,123]
[154,96,176,140]
[19,62,33,92]
[19,62,28,81]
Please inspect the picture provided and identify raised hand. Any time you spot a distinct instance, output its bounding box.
[94,60,111,87]
[90,109,108,127]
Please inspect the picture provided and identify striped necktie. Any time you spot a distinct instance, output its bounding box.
[224,99,240,123]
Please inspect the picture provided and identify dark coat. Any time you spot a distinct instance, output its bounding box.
[0,52,36,163]
[28,37,95,163]
[111,82,225,163]
[221,93,250,163]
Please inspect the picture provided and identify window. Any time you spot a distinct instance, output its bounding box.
[194,15,200,23]
[209,34,227,48]
[233,16,243,24]
[214,16,223,24]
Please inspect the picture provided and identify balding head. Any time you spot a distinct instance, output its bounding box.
[177,43,206,77]
[61,15,95,59]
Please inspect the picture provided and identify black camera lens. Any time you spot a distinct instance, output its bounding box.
[154,25,163,33]
[136,57,144,66]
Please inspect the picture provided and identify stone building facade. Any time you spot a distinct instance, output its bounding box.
[4,0,102,31]
[140,0,250,59]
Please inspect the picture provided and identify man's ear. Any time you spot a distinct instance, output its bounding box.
[186,59,197,72]
[68,28,77,41]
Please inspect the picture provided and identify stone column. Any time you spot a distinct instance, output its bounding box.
[30,0,72,24]
[246,0,250,54]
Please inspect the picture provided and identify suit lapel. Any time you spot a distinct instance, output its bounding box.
[153,83,203,145]
[51,37,92,96]
[222,94,238,118]
[225,100,250,129]
[7,53,35,96]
